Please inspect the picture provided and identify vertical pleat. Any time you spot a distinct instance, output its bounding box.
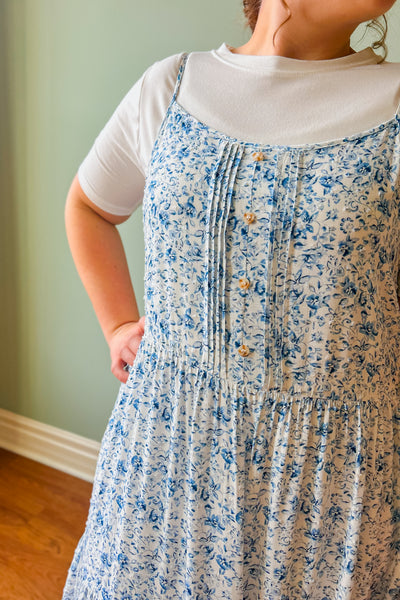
[204,141,242,370]
[271,151,293,387]
[277,150,299,388]
[203,151,220,357]
[215,144,244,377]
[263,151,283,389]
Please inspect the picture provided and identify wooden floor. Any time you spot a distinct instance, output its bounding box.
[0,448,93,600]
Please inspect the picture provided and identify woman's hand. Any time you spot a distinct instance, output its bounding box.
[108,315,146,383]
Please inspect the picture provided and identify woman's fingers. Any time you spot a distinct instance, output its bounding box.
[111,357,130,383]
[108,318,146,383]
[120,347,136,367]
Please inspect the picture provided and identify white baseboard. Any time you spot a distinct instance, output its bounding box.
[0,408,100,483]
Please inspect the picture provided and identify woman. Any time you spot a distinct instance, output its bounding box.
[63,0,400,598]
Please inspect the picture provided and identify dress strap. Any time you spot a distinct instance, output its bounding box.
[170,51,189,106]
[145,51,189,171]
[396,92,400,121]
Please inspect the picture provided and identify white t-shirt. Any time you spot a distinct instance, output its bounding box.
[78,42,400,216]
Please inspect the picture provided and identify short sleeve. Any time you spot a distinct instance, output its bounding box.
[77,66,151,217]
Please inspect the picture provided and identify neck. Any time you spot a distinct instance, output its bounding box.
[234,3,358,60]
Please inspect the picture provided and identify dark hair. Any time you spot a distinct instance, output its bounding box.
[242,0,388,63]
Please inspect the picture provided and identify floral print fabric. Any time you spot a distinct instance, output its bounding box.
[62,52,400,599]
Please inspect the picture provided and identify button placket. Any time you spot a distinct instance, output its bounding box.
[237,151,264,359]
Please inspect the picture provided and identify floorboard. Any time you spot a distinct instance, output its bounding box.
[0,448,92,600]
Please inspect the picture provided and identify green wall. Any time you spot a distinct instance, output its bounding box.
[1,0,400,442]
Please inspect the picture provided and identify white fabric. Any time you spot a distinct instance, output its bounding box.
[78,42,400,216]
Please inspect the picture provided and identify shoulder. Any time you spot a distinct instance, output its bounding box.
[372,58,400,79]
[129,48,216,176]
[104,51,189,146]
[380,58,400,70]
[143,51,187,89]
[141,48,215,97]
[371,59,400,110]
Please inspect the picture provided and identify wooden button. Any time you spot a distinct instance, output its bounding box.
[239,277,250,290]
[238,344,250,357]
[252,151,265,161]
[243,212,256,224]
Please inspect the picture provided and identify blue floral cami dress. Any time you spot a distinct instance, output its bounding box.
[62,51,400,599]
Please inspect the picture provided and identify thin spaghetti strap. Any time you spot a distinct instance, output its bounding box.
[170,51,189,106]
[145,51,190,169]
[395,92,400,121]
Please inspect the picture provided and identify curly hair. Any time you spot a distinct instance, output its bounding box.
[242,0,388,63]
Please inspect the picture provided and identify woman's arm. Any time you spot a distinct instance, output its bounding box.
[65,174,145,382]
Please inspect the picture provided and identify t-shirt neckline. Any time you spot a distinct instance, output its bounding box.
[212,42,381,73]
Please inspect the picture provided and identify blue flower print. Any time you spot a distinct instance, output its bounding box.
[62,52,400,600]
